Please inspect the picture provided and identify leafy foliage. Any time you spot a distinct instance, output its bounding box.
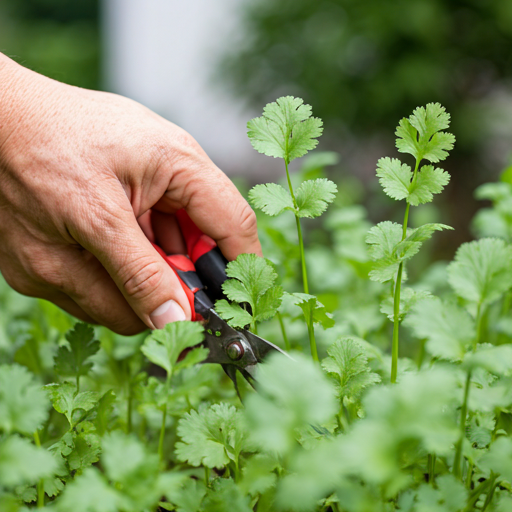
[54,322,99,380]
[247,96,323,164]
[216,254,283,329]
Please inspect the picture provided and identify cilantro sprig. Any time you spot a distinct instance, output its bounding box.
[367,103,455,383]
[246,96,337,360]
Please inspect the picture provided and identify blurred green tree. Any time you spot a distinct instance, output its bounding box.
[0,0,99,89]
[220,0,512,153]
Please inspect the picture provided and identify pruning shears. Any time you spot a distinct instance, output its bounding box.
[152,209,287,394]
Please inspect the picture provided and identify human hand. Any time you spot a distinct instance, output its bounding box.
[0,54,261,334]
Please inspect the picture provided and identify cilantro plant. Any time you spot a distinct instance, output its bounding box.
[4,98,512,512]
[246,96,337,360]
[367,103,455,382]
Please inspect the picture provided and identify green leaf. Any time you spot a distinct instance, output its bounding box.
[95,390,116,436]
[447,238,512,307]
[366,222,451,283]
[288,292,334,329]
[479,437,512,484]
[55,467,120,512]
[214,300,253,329]
[247,96,323,163]
[380,287,432,322]
[68,422,101,471]
[467,412,495,448]
[45,382,99,427]
[404,297,475,361]
[295,179,338,218]
[463,344,512,375]
[376,157,413,202]
[249,183,294,216]
[395,103,455,163]
[245,352,337,455]
[0,435,56,488]
[409,165,450,206]
[168,478,207,512]
[0,364,49,435]
[321,337,381,402]
[141,321,204,376]
[202,478,252,512]
[54,323,99,379]
[175,403,253,468]
[414,474,467,512]
[216,254,283,327]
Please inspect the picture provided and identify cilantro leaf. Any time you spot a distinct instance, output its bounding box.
[249,183,294,216]
[175,403,253,468]
[321,337,381,402]
[376,158,450,206]
[0,435,57,488]
[295,179,338,218]
[414,474,467,512]
[245,352,337,455]
[168,478,207,512]
[479,437,512,485]
[404,297,474,361]
[463,344,512,375]
[380,287,432,322]
[447,238,512,307]
[45,382,99,427]
[141,321,205,377]
[68,422,101,471]
[395,103,455,163]
[55,467,120,512]
[54,323,99,379]
[0,364,49,435]
[247,96,323,163]
[288,292,334,329]
[202,478,252,512]
[216,254,283,328]
[366,222,452,283]
[376,157,412,202]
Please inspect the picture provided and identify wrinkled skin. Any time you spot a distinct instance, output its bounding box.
[0,53,261,335]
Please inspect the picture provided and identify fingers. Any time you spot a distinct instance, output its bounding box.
[69,191,192,330]
[151,211,186,255]
[153,134,262,261]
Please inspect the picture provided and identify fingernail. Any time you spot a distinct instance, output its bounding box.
[150,300,186,329]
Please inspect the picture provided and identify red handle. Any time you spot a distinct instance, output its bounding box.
[152,243,198,321]
[175,209,217,264]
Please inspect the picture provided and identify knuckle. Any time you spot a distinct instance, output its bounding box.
[121,258,165,302]
[238,203,258,238]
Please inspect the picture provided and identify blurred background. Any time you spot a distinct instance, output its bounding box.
[1,0,512,252]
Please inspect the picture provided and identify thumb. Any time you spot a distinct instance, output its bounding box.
[71,201,192,330]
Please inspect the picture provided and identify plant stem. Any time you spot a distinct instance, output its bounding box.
[428,453,436,486]
[480,473,498,512]
[76,374,80,394]
[455,302,483,479]
[158,404,167,463]
[33,431,45,508]
[126,361,132,434]
[284,159,318,361]
[277,312,291,351]
[465,460,473,489]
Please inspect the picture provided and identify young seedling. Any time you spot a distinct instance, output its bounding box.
[247,96,337,360]
[367,103,455,382]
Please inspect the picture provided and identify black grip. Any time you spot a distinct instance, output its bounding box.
[194,247,228,303]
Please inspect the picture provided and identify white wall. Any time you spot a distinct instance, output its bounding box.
[102,0,280,178]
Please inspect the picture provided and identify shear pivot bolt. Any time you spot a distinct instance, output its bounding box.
[227,341,244,361]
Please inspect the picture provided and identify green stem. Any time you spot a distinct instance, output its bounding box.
[34,431,45,508]
[466,460,473,490]
[480,474,498,512]
[391,262,403,384]
[453,370,471,479]
[284,159,318,361]
[463,479,492,512]
[126,366,133,434]
[204,466,210,487]
[158,404,167,464]
[428,453,436,486]
[277,312,291,351]
[76,374,80,394]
